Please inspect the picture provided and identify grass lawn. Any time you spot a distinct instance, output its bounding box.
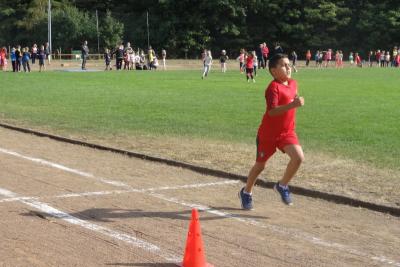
[0,67,399,170]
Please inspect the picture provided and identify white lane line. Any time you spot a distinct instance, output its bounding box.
[0,180,239,203]
[1,147,399,266]
[0,148,128,188]
[0,187,181,263]
[0,196,36,203]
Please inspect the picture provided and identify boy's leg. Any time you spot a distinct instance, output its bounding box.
[279,144,304,186]
[239,160,266,210]
[244,161,266,193]
[273,144,304,205]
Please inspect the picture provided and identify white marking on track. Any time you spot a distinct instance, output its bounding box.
[0,148,129,187]
[1,147,399,266]
[0,187,180,263]
[0,181,239,203]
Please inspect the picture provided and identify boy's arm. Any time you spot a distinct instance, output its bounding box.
[268,95,304,116]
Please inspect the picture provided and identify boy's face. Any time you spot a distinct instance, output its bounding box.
[270,58,291,82]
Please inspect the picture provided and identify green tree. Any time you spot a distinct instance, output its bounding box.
[99,10,124,50]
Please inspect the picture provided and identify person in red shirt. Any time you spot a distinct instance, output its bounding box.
[355,52,362,67]
[305,49,312,67]
[239,53,305,208]
[262,42,269,68]
[245,51,255,82]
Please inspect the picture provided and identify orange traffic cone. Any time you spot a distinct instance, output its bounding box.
[181,209,214,267]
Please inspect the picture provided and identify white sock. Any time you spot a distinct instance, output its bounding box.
[243,189,252,195]
[278,183,288,189]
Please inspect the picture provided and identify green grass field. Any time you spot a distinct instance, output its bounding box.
[0,67,399,170]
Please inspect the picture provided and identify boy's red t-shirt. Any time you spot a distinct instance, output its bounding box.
[245,55,254,68]
[258,79,298,139]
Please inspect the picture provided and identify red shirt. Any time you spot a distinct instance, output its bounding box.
[245,55,254,68]
[262,46,269,57]
[258,79,298,139]
[356,55,361,64]
[376,52,380,61]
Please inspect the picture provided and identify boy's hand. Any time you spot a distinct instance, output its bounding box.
[292,95,304,108]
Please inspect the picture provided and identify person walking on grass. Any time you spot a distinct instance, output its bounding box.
[201,50,212,79]
[239,53,305,209]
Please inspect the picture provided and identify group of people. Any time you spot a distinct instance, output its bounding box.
[95,41,167,71]
[0,43,51,72]
[306,47,400,68]
[365,48,400,67]
[200,43,400,81]
[201,42,285,81]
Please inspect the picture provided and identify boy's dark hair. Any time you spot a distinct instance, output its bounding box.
[268,53,288,70]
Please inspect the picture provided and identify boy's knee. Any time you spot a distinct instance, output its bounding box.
[298,154,305,164]
[292,154,305,165]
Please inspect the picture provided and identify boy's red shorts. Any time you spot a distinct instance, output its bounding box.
[256,132,299,162]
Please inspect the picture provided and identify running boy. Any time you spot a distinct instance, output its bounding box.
[239,54,305,209]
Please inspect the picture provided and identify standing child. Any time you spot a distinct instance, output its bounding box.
[21,47,31,72]
[349,52,354,66]
[0,47,7,71]
[305,50,311,67]
[262,42,269,67]
[244,51,255,82]
[201,50,213,79]
[81,40,89,70]
[10,47,16,72]
[291,51,298,72]
[220,50,229,73]
[104,48,111,71]
[237,49,245,73]
[161,49,167,70]
[38,45,46,72]
[31,44,38,64]
[45,42,51,65]
[335,50,340,68]
[338,50,344,68]
[314,50,319,67]
[15,45,22,72]
[252,51,258,76]
[238,53,305,208]
[355,53,362,67]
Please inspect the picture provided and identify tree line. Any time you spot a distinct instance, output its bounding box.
[0,0,399,58]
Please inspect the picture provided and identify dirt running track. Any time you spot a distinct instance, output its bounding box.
[0,127,399,267]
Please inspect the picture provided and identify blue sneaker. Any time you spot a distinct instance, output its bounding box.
[274,183,293,205]
[238,187,253,210]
